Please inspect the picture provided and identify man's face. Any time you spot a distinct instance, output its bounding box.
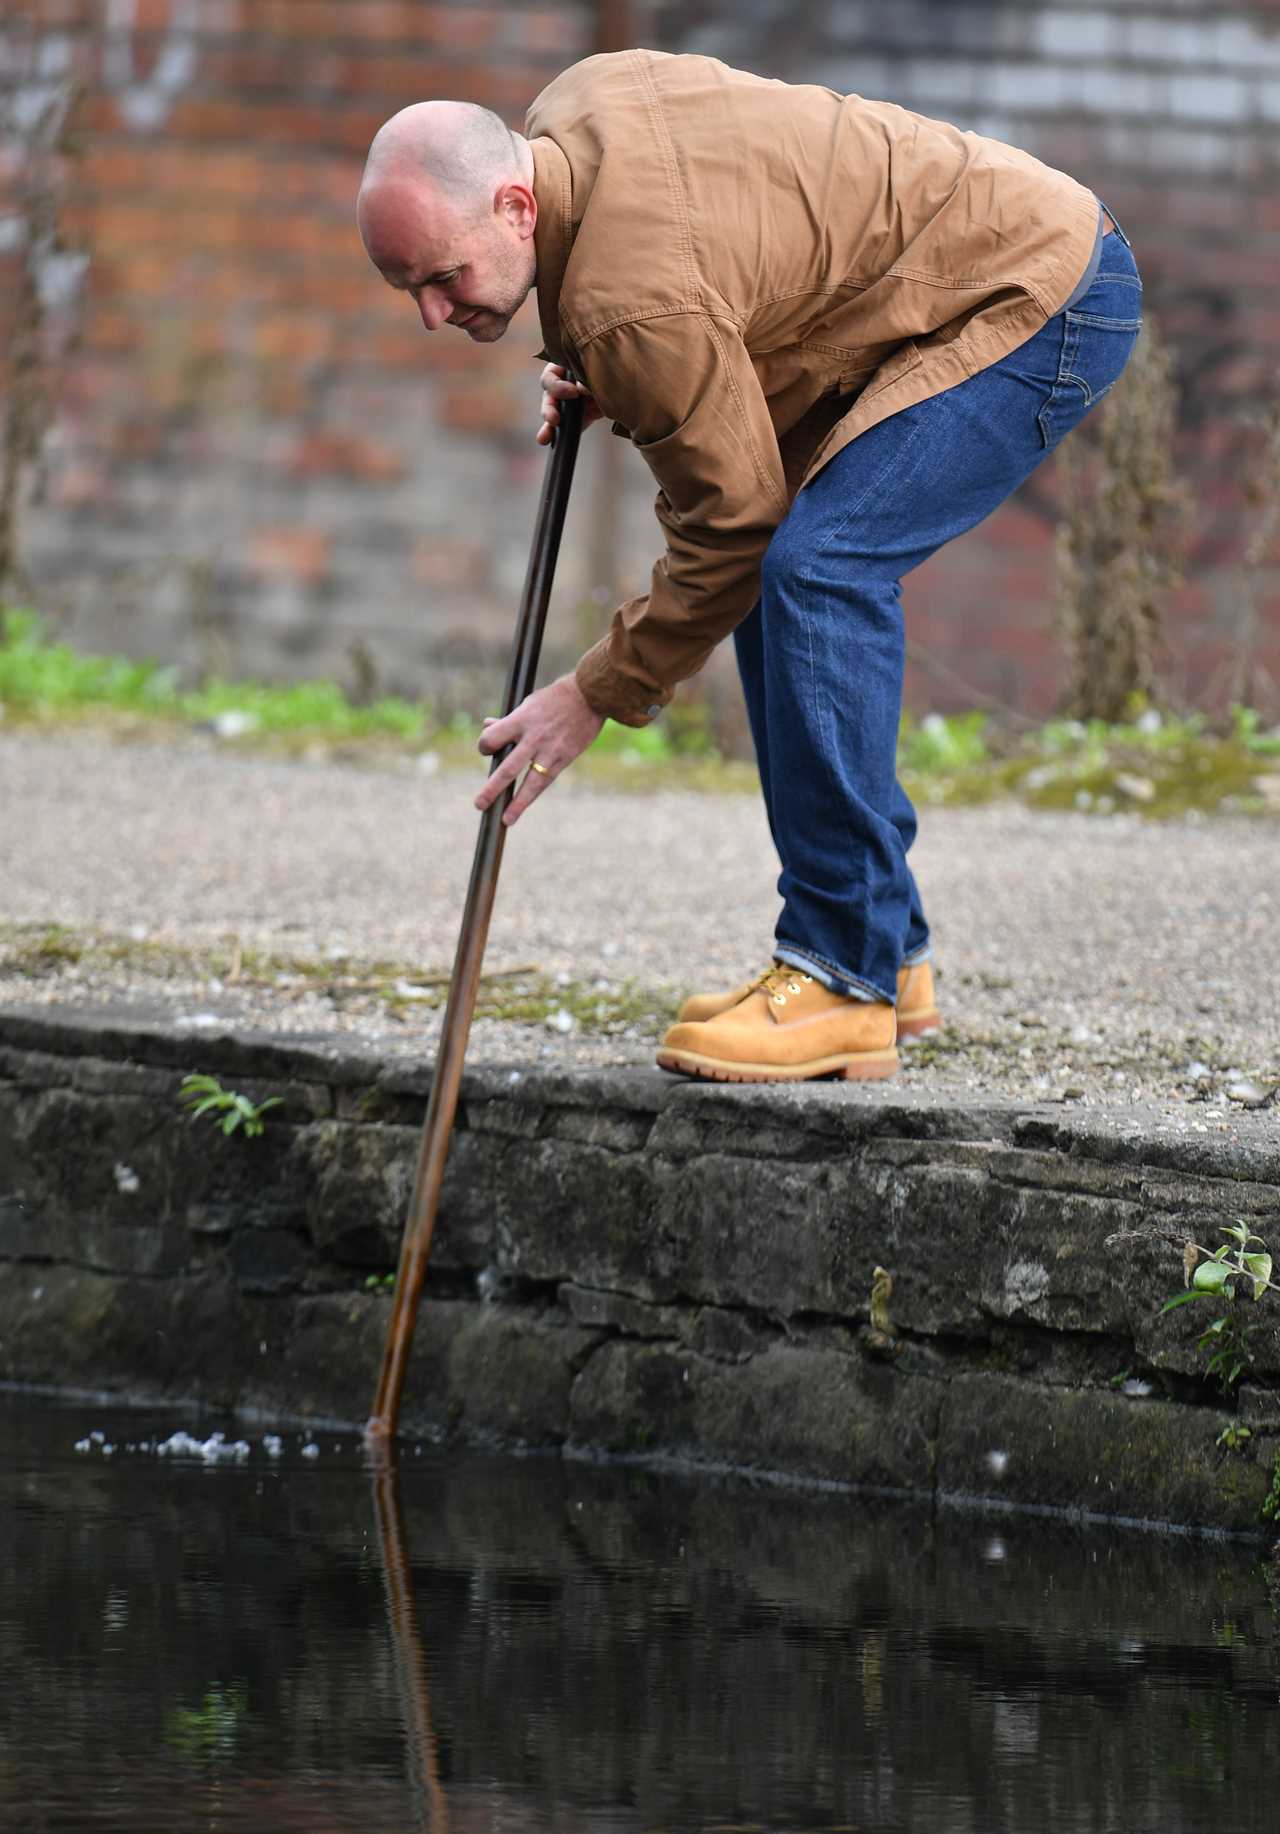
[358,178,536,343]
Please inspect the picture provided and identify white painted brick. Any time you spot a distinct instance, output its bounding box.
[35,33,74,78]
[1097,121,1152,168]
[1074,68,1165,118]
[989,63,1071,113]
[1124,17,1208,67]
[1257,78,1280,123]
[901,60,981,107]
[1214,18,1280,72]
[821,1,873,47]
[1170,73,1251,123]
[1155,125,1244,176]
[1037,12,1115,61]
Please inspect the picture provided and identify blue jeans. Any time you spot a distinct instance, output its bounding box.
[733,221,1143,1003]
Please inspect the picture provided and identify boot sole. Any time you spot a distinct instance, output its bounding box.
[898,1009,942,1038]
[680,1003,943,1033]
[655,1045,899,1084]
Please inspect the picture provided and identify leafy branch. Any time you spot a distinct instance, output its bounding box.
[1161,1222,1275,1309]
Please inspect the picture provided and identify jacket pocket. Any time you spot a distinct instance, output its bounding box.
[857,339,922,405]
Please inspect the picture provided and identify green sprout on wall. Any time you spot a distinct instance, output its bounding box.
[179,1073,283,1139]
[1263,1456,1280,1523]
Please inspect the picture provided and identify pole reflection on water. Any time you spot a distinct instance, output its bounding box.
[370,1446,449,1833]
[6,1393,1280,1832]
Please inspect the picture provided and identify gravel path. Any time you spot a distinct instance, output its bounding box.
[2,730,1277,1127]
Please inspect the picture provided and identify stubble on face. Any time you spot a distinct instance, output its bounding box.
[450,221,536,339]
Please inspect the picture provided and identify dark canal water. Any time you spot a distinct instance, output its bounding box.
[4,1390,1280,1833]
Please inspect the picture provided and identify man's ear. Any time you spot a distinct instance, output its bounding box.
[498,181,537,238]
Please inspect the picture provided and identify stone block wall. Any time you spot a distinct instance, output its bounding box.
[4,1003,1280,1532]
[0,2,1276,716]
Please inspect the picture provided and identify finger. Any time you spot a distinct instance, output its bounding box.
[535,395,560,446]
[477,716,518,756]
[502,758,556,827]
[474,749,524,811]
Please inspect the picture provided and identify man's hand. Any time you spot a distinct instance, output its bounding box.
[536,363,603,446]
[475,673,604,826]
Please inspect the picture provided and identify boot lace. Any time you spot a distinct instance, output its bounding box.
[758,965,814,1008]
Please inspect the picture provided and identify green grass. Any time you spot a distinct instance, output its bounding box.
[3,607,1279,814]
[0,608,424,740]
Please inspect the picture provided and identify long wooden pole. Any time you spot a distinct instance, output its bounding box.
[366,397,584,1441]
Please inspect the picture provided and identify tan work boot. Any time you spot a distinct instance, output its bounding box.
[657,966,898,1084]
[677,957,941,1036]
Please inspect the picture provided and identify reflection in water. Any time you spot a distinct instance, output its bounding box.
[3,1392,1280,1831]
[371,1448,449,1832]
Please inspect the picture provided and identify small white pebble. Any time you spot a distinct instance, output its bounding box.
[74,1438,91,1453]
[546,1008,575,1034]
[1121,1378,1154,1398]
[90,1431,105,1444]
[212,709,258,739]
[984,1537,1008,1563]
[986,1449,1009,1477]
[113,1163,140,1195]
[262,1435,283,1457]
[301,1442,320,1459]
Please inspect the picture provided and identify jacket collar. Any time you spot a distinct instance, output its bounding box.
[531,135,574,366]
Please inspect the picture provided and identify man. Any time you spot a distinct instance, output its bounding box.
[357,50,1142,1085]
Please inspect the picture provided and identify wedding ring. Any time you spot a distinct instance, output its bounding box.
[529,759,550,776]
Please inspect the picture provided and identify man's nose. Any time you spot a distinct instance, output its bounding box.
[415,288,451,332]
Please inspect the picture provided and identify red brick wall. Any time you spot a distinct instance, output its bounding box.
[1,0,1277,721]
[0,0,599,703]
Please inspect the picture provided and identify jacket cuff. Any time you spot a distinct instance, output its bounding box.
[575,634,671,728]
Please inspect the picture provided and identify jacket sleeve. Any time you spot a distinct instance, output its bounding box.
[571,313,789,726]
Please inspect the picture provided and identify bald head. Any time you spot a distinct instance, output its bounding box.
[361,100,527,221]
[358,102,538,344]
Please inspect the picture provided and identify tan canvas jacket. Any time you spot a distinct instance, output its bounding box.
[525,50,1100,726]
